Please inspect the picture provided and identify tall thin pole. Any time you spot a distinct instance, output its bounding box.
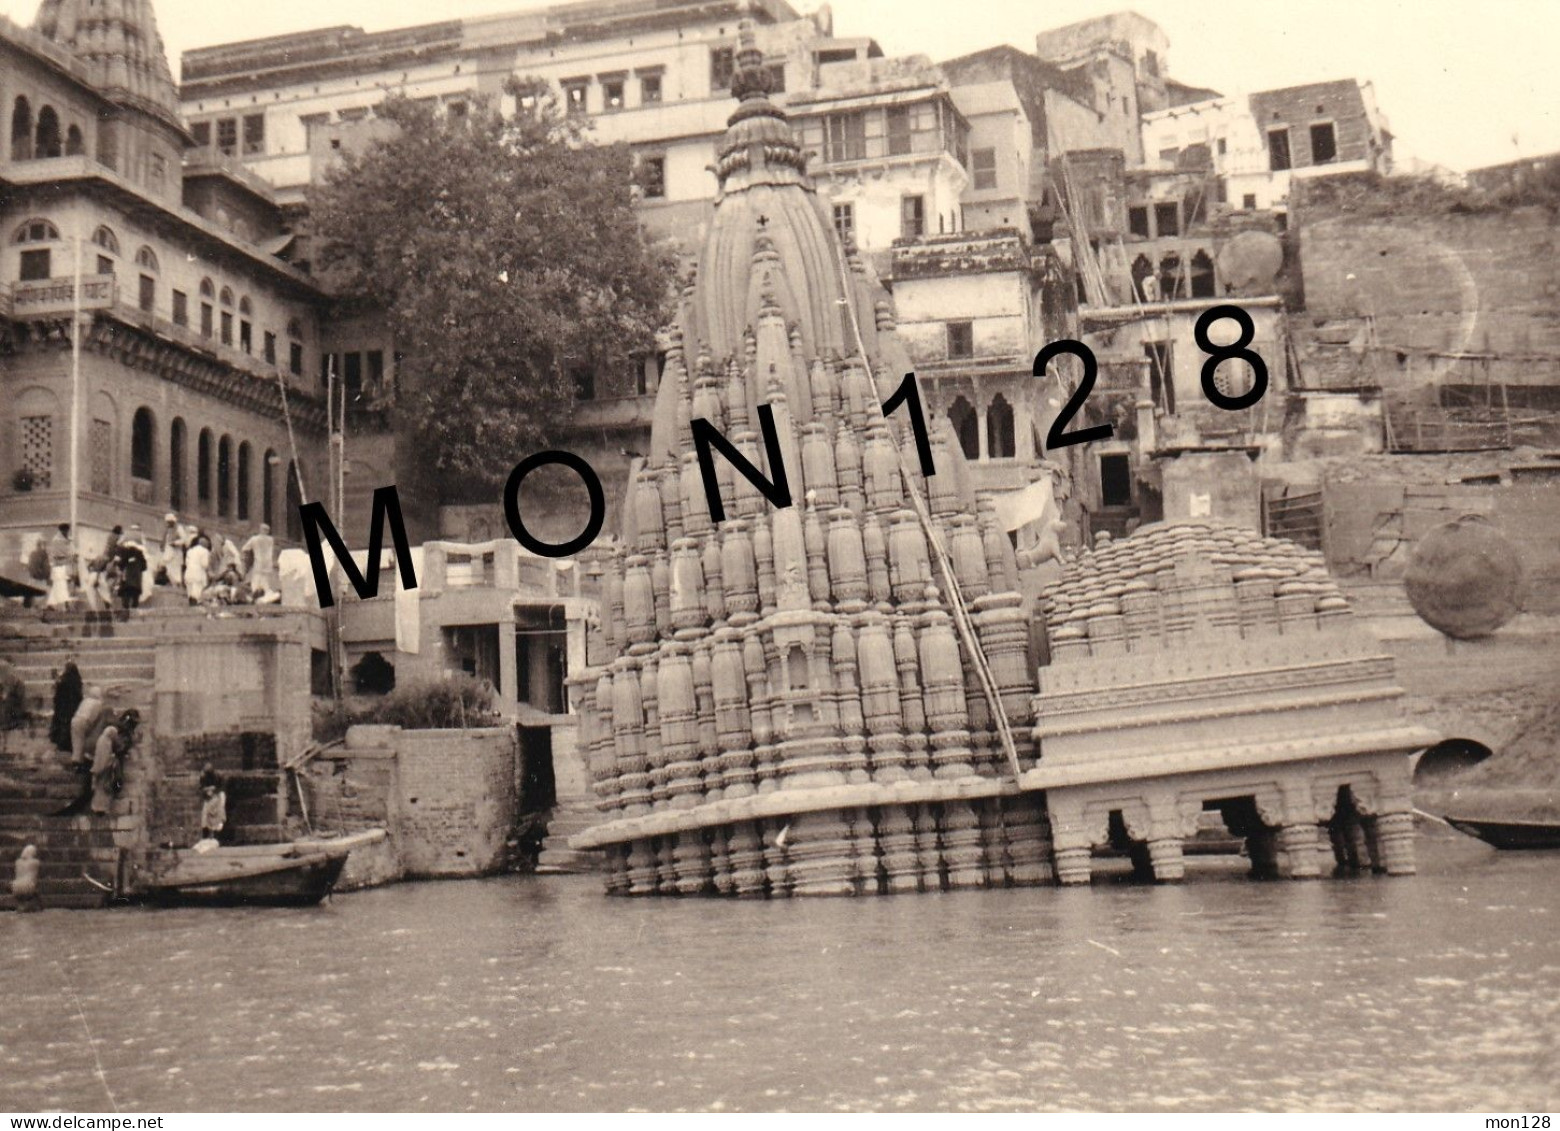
[335,372,346,517]
[68,232,83,569]
[325,354,335,511]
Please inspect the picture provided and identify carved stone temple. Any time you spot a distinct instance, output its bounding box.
[568,20,1435,896]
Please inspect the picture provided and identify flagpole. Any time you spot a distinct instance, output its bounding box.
[68,231,83,574]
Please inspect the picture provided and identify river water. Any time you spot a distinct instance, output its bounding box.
[2,835,1556,1112]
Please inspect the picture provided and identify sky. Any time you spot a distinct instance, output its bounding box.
[4,0,1557,172]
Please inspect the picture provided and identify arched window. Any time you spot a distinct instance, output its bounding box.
[1158,253,1184,301]
[169,418,187,509]
[219,286,234,307]
[285,317,303,340]
[91,226,119,255]
[948,396,979,460]
[10,96,32,161]
[34,105,61,158]
[131,407,155,482]
[199,278,215,299]
[134,246,159,272]
[217,435,233,517]
[12,218,59,243]
[986,394,1016,458]
[64,124,83,156]
[237,442,252,521]
[197,428,213,510]
[238,295,252,316]
[1190,250,1216,299]
[284,461,302,540]
[262,449,277,527]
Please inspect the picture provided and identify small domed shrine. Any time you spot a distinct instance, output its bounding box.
[569,18,1434,895]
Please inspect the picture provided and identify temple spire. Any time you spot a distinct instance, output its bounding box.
[33,0,182,126]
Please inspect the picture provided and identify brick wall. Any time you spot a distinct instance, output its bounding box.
[1295,196,1560,366]
[386,725,517,878]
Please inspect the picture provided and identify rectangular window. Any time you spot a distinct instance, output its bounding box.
[832,202,855,247]
[1127,205,1150,238]
[216,117,238,157]
[172,290,188,326]
[639,155,666,199]
[947,320,974,359]
[1099,453,1132,507]
[242,114,265,156]
[20,415,53,488]
[289,341,304,376]
[200,303,213,338]
[572,368,595,401]
[96,255,114,277]
[344,351,363,399]
[367,349,384,391]
[263,331,276,365]
[191,121,211,149]
[1310,121,1337,164]
[239,320,252,353]
[900,194,925,240]
[138,274,155,312]
[1267,127,1291,171]
[763,62,786,93]
[321,353,333,386]
[1242,193,1258,210]
[1154,201,1180,237]
[710,46,736,92]
[20,248,51,281]
[562,81,589,116]
[640,73,662,104]
[886,106,912,157]
[1144,341,1175,414]
[602,76,625,111]
[220,310,233,346]
[971,147,997,189]
[825,112,867,162]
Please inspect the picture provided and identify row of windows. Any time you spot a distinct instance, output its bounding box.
[189,113,265,158]
[13,217,310,374]
[945,394,1016,461]
[1267,119,1338,172]
[10,96,82,161]
[14,407,302,538]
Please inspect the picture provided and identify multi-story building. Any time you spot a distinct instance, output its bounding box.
[2,1,332,567]
[1143,79,1393,212]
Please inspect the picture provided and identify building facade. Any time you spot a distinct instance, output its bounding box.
[2,3,331,570]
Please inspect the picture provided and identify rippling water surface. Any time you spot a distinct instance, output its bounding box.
[2,836,1557,1112]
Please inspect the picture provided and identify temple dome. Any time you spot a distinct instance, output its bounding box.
[33,0,182,127]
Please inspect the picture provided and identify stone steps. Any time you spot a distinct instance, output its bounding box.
[536,804,604,873]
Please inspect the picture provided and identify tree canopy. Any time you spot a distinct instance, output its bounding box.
[309,86,675,494]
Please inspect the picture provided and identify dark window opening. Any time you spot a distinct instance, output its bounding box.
[1154,201,1180,237]
[947,320,974,359]
[602,77,625,111]
[201,303,213,338]
[1145,341,1175,414]
[825,111,866,162]
[242,114,265,156]
[1190,250,1216,298]
[1310,121,1337,164]
[1100,453,1132,507]
[172,290,188,325]
[263,331,276,365]
[353,652,397,695]
[138,274,155,312]
[1243,193,1258,210]
[971,147,997,189]
[639,154,665,198]
[1127,205,1150,238]
[216,117,238,157]
[572,367,595,401]
[886,105,911,157]
[191,120,210,149]
[1268,127,1291,171]
[986,394,1015,458]
[289,341,304,376]
[169,419,186,509]
[640,73,662,103]
[901,194,925,240]
[948,396,978,460]
[19,248,51,281]
[131,408,155,482]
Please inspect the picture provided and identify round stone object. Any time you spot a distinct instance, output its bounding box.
[1404,515,1523,639]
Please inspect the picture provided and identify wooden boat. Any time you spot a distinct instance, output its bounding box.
[1442,815,1560,850]
[130,830,383,906]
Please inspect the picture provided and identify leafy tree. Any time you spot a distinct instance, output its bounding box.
[309,84,675,494]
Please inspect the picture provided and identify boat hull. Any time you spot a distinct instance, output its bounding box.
[134,849,350,907]
[1443,816,1560,850]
